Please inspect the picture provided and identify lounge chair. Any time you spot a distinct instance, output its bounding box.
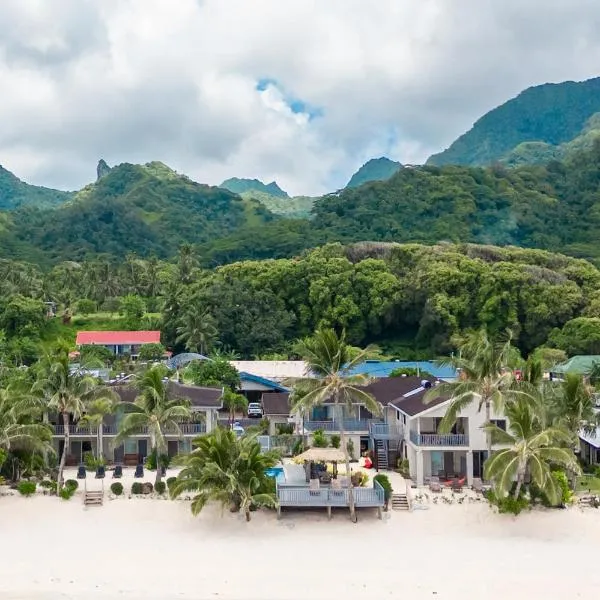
[451,477,464,492]
[76,465,86,479]
[160,465,167,477]
[134,464,144,478]
[472,477,483,493]
[113,465,123,478]
[429,476,442,493]
[95,465,105,479]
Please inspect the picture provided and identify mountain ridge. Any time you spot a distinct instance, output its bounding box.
[220,177,289,198]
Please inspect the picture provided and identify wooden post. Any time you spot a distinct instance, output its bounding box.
[327,505,332,520]
[377,506,383,520]
[277,505,281,519]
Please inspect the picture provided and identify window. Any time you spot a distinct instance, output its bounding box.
[490,419,506,431]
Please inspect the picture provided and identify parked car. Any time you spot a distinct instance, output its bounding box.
[247,402,263,418]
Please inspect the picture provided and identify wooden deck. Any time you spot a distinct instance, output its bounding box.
[276,481,385,519]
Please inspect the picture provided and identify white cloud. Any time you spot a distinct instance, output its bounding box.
[0,0,599,195]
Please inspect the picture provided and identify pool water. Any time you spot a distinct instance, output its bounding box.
[265,466,284,480]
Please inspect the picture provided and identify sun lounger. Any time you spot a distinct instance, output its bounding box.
[95,465,106,479]
[134,464,144,478]
[429,476,442,493]
[113,465,123,478]
[451,477,464,492]
[76,465,86,479]
[472,477,483,493]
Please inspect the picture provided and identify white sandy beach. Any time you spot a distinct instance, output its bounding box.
[1,470,599,600]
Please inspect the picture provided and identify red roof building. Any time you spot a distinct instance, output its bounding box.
[75,331,161,357]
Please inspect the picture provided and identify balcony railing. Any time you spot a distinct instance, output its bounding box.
[369,422,403,439]
[175,423,206,435]
[277,481,384,508]
[304,419,371,432]
[409,430,469,446]
[53,425,98,436]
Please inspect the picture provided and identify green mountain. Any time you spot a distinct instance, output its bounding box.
[238,190,315,219]
[3,161,275,264]
[428,76,600,167]
[220,177,288,198]
[0,165,72,210]
[346,157,402,188]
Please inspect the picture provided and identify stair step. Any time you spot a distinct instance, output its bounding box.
[391,493,410,510]
[84,491,104,506]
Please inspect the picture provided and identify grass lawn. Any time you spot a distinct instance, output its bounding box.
[575,475,600,493]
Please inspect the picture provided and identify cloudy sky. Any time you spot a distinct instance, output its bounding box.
[1,0,600,196]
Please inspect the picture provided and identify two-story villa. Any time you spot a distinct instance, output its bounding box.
[75,330,162,359]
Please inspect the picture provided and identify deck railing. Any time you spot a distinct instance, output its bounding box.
[277,481,384,507]
[53,425,98,435]
[409,430,469,446]
[304,419,371,432]
[369,422,403,439]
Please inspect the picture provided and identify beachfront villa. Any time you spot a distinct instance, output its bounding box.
[49,382,224,465]
[75,330,162,358]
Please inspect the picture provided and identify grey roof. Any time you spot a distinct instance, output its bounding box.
[261,392,291,415]
[111,381,223,408]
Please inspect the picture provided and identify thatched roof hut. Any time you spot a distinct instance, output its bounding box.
[295,447,345,463]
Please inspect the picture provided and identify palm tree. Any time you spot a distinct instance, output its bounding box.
[176,307,218,355]
[33,345,116,490]
[115,366,192,485]
[177,244,198,285]
[0,386,53,475]
[291,328,380,522]
[548,373,598,441]
[171,428,278,521]
[484,398,581,503]
[222,390,248,426]
[79,397,116,462]
[425,329,518,458]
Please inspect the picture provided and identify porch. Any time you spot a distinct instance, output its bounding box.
[408,416,469,447]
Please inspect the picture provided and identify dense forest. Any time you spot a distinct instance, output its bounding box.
[2,142,600,267]
[428,76,600,166]
[1,241,599,366]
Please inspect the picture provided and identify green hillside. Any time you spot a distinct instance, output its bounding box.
[0,165,72,210]
[239,190,315,218]
[220,177,288,198]
[5,161,275,264]
[346,157,402,188]
[428,76,600,166]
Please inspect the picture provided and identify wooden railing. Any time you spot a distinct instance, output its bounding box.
[277,481,384,507]
[409,430,469,446]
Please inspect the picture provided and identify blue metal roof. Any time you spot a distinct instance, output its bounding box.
[165,353,209,370]
[239,371,289,392]
[346,360,456,380]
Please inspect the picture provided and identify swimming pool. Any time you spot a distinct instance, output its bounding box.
[265,466,285,480]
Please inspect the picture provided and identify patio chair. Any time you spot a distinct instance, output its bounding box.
[95,465,106,479]
[113,465,123,478]
[134,464,144,478]
[331,478,342,490]
[437,470,447,481]
[429,476,442,493]
[76,465,86,479]
[472,477,483,493]
[319,471,332,484]
[451,477,464,492]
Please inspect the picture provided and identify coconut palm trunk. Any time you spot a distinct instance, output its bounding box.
[513,465,526,500]
[58,411,70,490]
[336,402,356,522]
[485,398,492,460]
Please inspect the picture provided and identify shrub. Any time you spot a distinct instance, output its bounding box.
[40,480,57,493]
[373,473,393,501]
[346,438,355,460]
[145,449,170,471]
[330,434,341,449]
[312,429,328,448]
[59,487,74,500]
[291,438,305,456]
[166,476,177,489]
[84,452,106,471]
[594,465,600,479]
[551,470,574,506]
[110,482,124,496]
[275,423,295,435]
[65,479,79,492]
[17,481,36,497]
[131,482,143,495]
[485,489,530,515]
[396,458,410,478]
[141,482,154,495]
[75,299,96,315]
[351,471,369,487]
[155,481,166,495]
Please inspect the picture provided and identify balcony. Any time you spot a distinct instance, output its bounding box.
[174,423,206,435]
[409,430,469,447]
[369,422,403,439]
[304,419,371,433]
[53,425,98,436]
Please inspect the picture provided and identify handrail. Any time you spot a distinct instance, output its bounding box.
[409,430,469,446]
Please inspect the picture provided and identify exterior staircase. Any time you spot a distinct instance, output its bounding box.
[375,439,388,470]
[84,490,104,506]
[391,493,410,511]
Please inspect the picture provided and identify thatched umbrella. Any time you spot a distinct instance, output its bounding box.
[295,447,345,482]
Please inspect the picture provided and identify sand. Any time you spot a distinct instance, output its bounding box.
[1,469,599,600]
